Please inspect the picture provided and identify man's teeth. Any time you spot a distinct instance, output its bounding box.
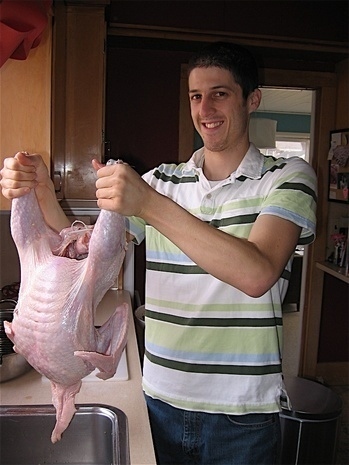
[204,122,222,128]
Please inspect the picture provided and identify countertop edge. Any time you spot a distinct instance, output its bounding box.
[316,261,349,284]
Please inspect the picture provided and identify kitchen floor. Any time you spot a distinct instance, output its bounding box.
[283,310,348,465]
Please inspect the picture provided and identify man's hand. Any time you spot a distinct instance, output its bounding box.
[93,159,154,217]
[0,151,49,200]
[1,151,70,232]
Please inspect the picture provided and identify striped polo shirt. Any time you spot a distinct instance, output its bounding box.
[127,144,317,415]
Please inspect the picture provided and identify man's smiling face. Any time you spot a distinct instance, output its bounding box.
[188,66,256,155]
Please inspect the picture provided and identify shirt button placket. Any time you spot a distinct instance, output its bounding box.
[200,192,215,215]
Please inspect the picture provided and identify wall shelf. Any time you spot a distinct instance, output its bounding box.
[316,261,349,284]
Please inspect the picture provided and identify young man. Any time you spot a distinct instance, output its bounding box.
[1,42,316,464]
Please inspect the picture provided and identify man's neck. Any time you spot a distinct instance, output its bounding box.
[203,142,250,181]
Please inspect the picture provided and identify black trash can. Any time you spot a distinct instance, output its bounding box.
[280,376,342,465]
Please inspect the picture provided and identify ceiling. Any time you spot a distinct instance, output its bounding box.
[258,88,313,115]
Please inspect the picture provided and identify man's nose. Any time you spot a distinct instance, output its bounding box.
[199,96,215,118]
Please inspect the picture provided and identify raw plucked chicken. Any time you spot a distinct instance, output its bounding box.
[4,189,129,443]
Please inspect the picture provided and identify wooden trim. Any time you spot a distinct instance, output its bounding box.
[316,261,349,284]
[260,69,336,88]
[65,0,110,6]
[178,65,193,162]
[51,1,67,200]
[108,23,348,55]
[300,85,338,379]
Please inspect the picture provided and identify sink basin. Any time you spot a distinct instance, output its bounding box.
[0,404,130,464]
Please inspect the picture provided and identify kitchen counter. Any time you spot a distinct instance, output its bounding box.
[0,289,156,465]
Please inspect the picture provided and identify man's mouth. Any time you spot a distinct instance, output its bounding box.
[202,121,223,129]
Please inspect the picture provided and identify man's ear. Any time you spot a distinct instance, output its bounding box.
[248,88,262,113]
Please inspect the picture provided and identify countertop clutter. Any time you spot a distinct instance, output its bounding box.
[0,289,156,465]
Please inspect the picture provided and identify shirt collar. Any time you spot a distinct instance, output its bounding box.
[183,147,205,173]
[183,143,264,180]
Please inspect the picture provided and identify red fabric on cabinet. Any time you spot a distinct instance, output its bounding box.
[0,0,52,68]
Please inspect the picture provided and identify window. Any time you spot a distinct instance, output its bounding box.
[260,133,310,161]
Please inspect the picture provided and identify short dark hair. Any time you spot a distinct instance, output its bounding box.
[187,42,259,100]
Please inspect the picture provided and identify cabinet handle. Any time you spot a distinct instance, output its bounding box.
[54,171,62,193]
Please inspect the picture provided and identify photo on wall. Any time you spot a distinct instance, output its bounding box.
[328,128,349,204]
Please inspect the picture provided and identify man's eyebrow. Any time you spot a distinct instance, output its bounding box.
[188,85,231,94]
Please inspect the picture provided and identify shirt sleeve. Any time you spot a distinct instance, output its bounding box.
[260,157,317,245]
[125,215,146,245]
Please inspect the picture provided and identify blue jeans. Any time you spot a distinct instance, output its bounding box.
[145,395,281,465]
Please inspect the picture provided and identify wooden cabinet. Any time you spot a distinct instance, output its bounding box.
[315,263,349,384]
[52,2,107,201]
[318,273,348,363]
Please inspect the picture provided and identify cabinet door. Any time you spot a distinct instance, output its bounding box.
[52,4,106,200]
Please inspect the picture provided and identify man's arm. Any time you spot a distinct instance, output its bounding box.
[134,188,300,297]
[95,162,302,298]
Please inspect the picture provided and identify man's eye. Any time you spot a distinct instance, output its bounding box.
[215,91,226,98]
[190,94,201,101]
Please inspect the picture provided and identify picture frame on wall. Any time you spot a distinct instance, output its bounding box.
[328,128,349,204]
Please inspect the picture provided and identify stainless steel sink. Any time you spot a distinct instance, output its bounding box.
[0,404,130,464]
